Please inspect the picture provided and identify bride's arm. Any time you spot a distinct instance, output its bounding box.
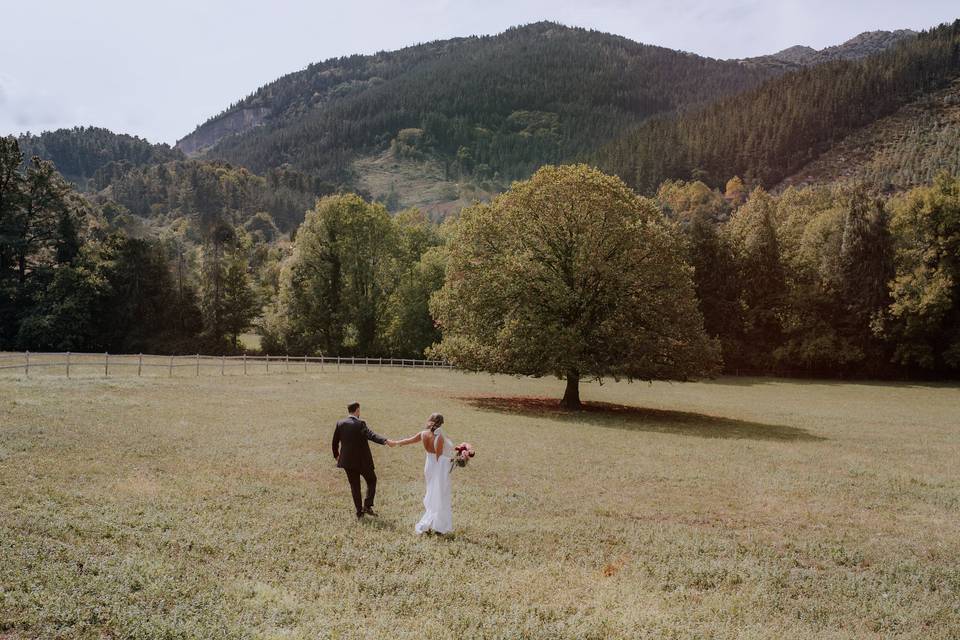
[391,431,423,447]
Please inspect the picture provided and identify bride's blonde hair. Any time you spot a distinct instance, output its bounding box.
[427,413,444,432]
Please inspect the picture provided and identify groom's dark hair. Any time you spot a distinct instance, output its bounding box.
[347,401,360,414]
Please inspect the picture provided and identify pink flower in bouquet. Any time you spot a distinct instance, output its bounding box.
[452,442,476,469]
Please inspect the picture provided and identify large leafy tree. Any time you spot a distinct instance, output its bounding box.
[885,174,960,371]
[429,164,719,408]
[263,194,397,355]
[381,210,446,357]
[383,246,446,358]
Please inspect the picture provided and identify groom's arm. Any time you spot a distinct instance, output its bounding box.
[360,420,388,446]
[332,424,341,460]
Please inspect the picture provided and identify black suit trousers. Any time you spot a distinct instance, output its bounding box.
[344,467,377,515]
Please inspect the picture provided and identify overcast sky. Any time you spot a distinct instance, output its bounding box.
[1,0,956,145]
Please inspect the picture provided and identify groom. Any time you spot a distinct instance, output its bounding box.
[332,401,394,519]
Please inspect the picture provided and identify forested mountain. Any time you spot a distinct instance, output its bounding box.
[177,22,776,184]
[17,127,182,190]
[599,21,960,195]
[740,30,918,71]
[16,22,937,224]
[776,78,960,191]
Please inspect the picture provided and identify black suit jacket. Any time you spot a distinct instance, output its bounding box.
[332,415,387,472]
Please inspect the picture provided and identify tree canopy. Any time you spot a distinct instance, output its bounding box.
[429,164,720,407]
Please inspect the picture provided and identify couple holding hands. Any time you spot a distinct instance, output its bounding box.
[332,401,472,535]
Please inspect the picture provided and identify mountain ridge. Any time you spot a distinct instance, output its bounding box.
[740,29,918,71]
[174,21,777,183]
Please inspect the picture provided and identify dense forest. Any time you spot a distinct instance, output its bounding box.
[103,160,334,233]
[598,20,960,194]
[775,79,960,191]
[17,127,183,190]
[659,176,959,377]
[4,132,958,377]
[181,22,776,184]
[0,136,442,357]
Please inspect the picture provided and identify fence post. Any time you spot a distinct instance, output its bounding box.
[169,355,173,377]
[266,354,270,373]
[243,353,247,375]
[304,354,308,372]
[379,357,383,369]
[366,357,369,371]
[196,353,200,376]
[66,351,70,378]
[285,354,289,372]
[320,354,324,372]
[24,351,29,377]
[337,355,340,372]
[221,355,225,376]
[138,353,143,377]
[104,352,109,377]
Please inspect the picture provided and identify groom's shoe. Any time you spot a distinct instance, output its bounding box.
[356,511,364,520]
[363,507,379,517]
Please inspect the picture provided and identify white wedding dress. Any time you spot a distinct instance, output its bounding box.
[415,429,454,534]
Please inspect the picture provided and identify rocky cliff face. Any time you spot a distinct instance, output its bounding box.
[176,106,271,156]
[740,30,917,71]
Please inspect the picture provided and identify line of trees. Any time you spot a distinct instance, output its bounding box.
[661,175,960,376]
[3,133,959,379]
[1,136,446,358]
[0,137,259,353]
[260,195,445,358]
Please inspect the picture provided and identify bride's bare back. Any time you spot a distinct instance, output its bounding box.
[421,430,448,459]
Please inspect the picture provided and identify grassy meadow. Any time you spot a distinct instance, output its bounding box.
[1,365,959,639]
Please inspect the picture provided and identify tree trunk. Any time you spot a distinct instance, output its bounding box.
[560,370,581,409]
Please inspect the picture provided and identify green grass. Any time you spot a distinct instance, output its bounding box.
[1,369,959,638]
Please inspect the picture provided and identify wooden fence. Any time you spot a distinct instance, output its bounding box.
[0,351,453,378]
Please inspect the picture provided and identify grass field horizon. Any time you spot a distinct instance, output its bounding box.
[2,369,959,638]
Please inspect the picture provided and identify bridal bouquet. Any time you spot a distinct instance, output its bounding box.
[451,442,476,470]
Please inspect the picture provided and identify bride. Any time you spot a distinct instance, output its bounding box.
[390,413,454,534]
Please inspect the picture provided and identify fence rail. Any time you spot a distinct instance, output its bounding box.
[0,351,453,378]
